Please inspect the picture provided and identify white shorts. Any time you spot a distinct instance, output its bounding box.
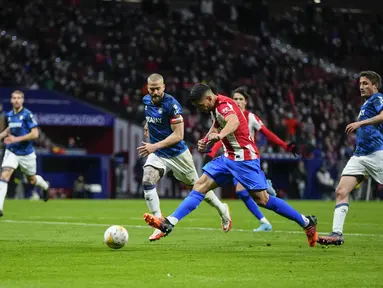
[144,149,198,186]
[1,149,37,176]
[341,150,383,184]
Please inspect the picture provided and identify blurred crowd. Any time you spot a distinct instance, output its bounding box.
[0,0,379,179]
[271,4,383,74]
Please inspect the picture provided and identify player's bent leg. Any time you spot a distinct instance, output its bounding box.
[0,167,15,217]
[318,175,360,246]
[27,175,50,202]
[142,165,164,242]
[144,173,219,236]
[235,182,272,232]
[251,190,318,246]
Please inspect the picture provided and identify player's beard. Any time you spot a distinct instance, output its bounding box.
[151,94,163,105]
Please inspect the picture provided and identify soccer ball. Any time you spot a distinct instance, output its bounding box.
[104,225,129,249]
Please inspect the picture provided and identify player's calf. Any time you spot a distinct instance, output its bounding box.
[27,175,50,202]
[0,168,13,214]
[251,190,318,246]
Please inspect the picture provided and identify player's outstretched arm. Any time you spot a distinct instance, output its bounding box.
[0,127,10,141]
[259,126,288,149]
[346,111,383,134]
[4,127,39,145]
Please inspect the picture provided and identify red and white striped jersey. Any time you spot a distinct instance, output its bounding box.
[213,95,259,161]
[243,110,263,139]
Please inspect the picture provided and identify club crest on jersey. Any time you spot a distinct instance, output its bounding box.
[158,108,163,114]
[19,115,23,120]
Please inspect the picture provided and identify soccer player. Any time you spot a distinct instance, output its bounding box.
[0,90,50,217]
[137,74,231,242]
[143,83,318,247]
[318,71,383,246]
[203,87,298,232]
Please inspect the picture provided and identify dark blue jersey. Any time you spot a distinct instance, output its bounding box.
[355,92,383,156]
[6,108,38,155]
[143,93,187,158]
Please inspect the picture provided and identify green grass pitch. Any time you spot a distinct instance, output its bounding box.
[1,199,383,287]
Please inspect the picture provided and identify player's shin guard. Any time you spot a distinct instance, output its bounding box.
[35,175,49,190]
[168,190,205,224]
[237,190,265,221]
[332,203,349,234]
[265,196,309,227]
[144,185,162,217]
[204,190,226,215]
[0,180,8,211]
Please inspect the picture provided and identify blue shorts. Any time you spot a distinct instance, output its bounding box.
[202,156,268,191]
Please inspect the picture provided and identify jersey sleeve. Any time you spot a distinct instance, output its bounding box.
[26,112,38,129]
[373,95,383,114]
[250,113,264,131]
[169,101,184,125]
[216,102,236,118]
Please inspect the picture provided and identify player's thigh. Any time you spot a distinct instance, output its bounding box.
[363,150,383,184]
[1,150,19,170]
[202,156,233,187]
[341,156,367,179]
[193,173,219,193]
[18,153,37,176]
[166,149,199,186]
[227,158,268,191]
[234,180,245,192]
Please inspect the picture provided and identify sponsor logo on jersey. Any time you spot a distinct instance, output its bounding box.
[146,116,163,124]
[9,122,23,128]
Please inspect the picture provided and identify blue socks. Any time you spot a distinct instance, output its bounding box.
[237,190,265,221]
[265,196,307,227]
[170,190,205,222]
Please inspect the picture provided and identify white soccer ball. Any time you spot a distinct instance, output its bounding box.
[104,225,129,249]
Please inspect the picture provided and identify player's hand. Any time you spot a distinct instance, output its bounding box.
[345,122,362,134]
[4,135,18,144]
[137,141,158,157]
[197,138,208,152]
[207,133,221,143]
[286,142,299,157]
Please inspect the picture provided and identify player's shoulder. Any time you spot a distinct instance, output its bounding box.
[142,94,151,104]
[22,107,33,116]
[6,110,13,117]
[217,94,233,104]
[163,93,180,106]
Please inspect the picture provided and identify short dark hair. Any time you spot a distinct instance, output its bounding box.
[232,86,250,100]
[189,83,212,101]
[359,71,382,90]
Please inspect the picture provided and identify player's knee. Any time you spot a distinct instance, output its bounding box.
[192,175,211,194]
[335,185,350,199]
[0,168,13,182]
[252,190,269,207]
[142,166,161,186]
[27,175,36,185]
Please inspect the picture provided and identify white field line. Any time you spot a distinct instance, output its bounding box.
[1,219,382,237]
